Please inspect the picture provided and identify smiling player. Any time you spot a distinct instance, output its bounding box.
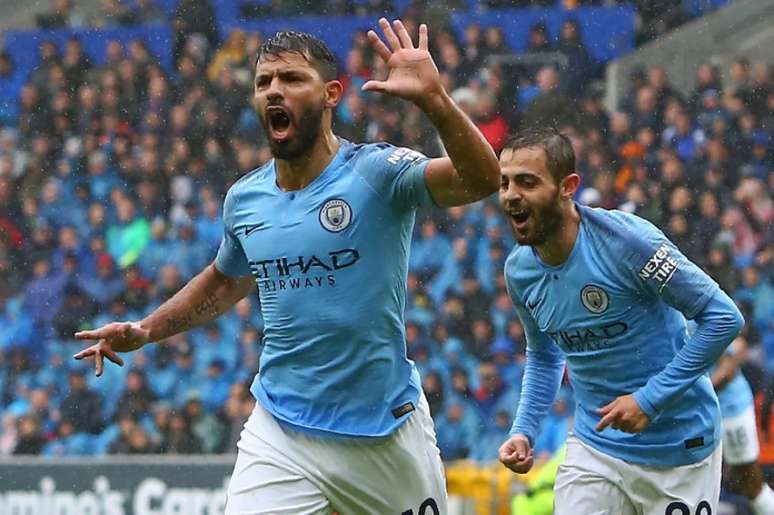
[73,19,499,514]
[496,128,744,514]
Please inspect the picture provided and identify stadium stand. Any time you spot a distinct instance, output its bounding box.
[0,0,770,510]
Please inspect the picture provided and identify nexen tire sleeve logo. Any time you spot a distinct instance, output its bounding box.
[638,243,680,292]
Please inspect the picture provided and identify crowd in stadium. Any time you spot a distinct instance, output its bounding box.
[0,0,770,470]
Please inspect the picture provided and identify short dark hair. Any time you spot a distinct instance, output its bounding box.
[257,31,338,82]
[502,128,576,183]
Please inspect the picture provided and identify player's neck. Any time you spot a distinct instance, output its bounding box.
[275,129,340,191]
[535,203,581,266]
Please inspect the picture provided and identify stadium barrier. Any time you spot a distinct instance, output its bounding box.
[605,0,774,110]
[0,457,531,515]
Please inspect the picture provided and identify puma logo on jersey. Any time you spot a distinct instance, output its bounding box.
[527,296,543,311]
[244,223,267,236]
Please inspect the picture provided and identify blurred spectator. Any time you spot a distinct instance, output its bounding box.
[634,0,687,44]
[422,370,445,419]
[183,396,224,453]
[411,218,451,282]
[77,253,124,308]
[630,86,662,134]
[109,412,140,453]
[107,197,151,268]
[471,409,511,463]
[474,360,519,425]
[126,425,158,453]
[219,382,254,453]
[200,359,232,413]
[54,285,99,339]
[523,66,578,128]
[474,95,509,154]
[526,23,554,54]
[661,111,706,163]
[435,402,476,460]
[648,66,683,115]
[481,26,510,59]
[162,411,203,454]
[173,0,218,63]
[13,415,46,454]
[24,256,68,328]
[0,294,33,350]
[36,0,87,28]
[0,414,18,455]
[532,392,571,461]
[124,0,168,25]
[169,338,199,406]
[60,369,104,434]
[556,19,594,94]
[116,369,157,419]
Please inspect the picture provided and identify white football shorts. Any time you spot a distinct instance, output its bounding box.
[722,405,761,466]
[554,434,722,515]
[225,393,447,515]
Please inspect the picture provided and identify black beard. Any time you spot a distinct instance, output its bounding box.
[510,194,564,247]
[260,102,325,160]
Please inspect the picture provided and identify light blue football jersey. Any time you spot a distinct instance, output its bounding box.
[690,319,755,420]
[716,366,755,420]
[712,351,755,420]
[505,204,728,467]
[215,139,434,437]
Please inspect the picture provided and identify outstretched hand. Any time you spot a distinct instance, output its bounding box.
[73,321,150,376]
[362,18,445,110]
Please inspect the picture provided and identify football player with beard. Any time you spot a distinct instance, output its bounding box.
[75,19,499,514]
[497,128,744,514]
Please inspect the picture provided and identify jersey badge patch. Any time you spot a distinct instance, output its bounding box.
[581,284,609,314]
[319,199,352,233]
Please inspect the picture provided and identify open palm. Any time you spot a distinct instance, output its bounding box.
[362,18,444,108]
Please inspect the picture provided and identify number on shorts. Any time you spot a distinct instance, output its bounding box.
[401,497,439,515]
[696,501,712,515]
[665,501,712,515]
[666,502,690,515]
[728,427,748,448]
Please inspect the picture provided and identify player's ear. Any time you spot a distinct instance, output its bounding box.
[324,80,344,108]
[559,173,580,200]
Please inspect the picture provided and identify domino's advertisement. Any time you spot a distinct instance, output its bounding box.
[0,458,233,515]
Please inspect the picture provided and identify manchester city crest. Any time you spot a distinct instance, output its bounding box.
[319,198,352,233]
[580,284,609,314]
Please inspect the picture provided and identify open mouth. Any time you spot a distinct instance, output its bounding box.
[266,106,293,141]
[508,209,531,230]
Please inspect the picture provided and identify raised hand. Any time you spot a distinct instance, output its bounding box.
[73,321,150,376]
[362,18,444,111]
[499,434,534,474]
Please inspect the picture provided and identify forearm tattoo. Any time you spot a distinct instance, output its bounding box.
[166,313,193,333]
[194,290,219,317]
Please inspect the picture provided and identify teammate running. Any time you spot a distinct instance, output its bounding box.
[74,20,499,514]
[712,336,774,515]
[497,128,744,513]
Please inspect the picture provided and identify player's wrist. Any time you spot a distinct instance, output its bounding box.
[415,89,452,117]
[632,390,657,420]
[509,431,533,446]
[133,320,153,346]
